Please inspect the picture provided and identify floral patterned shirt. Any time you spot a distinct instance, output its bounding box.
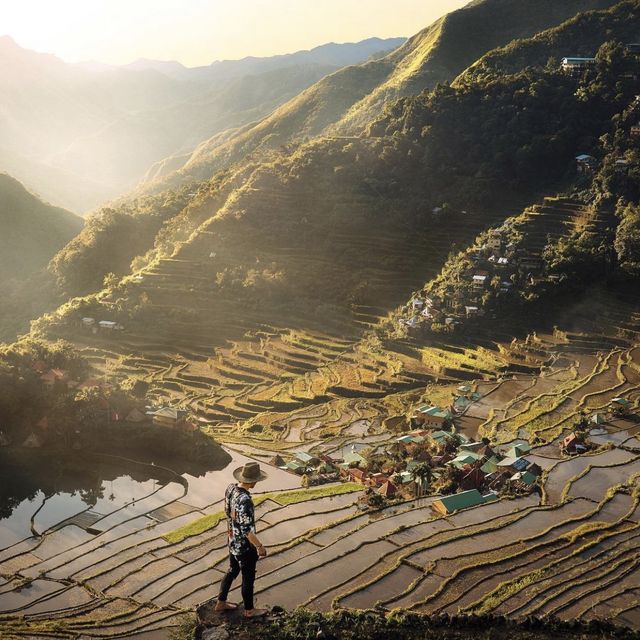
[225,483,255,556]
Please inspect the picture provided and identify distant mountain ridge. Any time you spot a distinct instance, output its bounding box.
[136,0,619,196]
[0,35,405,214]
[121,37,406,80]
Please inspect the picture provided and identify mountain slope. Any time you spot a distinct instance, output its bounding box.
[0,173,82,280]
[39,29,636,355]
[457,0,640,85]
[330,0,620,135]
[136,0,620,196]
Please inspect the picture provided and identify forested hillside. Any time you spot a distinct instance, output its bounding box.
[136,0,619,196]
[36,2,639,369]
[458,0,640,84]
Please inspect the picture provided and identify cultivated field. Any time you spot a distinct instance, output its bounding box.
[4,198,640,637]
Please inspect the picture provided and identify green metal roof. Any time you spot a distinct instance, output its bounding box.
[481,456,499,474]
[506,443,531,458]
[434,489,495,513]
[512,471,537,485]
[448,454,477,468]
[431,430,454,442]
[344,451,366,465]
[418,406,452,419]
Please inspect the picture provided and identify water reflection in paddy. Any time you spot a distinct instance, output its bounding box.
[0,446,300,550]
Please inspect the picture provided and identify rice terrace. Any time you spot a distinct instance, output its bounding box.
[2,1,640,639]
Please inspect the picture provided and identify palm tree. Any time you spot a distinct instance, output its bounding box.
[410,463,433,497]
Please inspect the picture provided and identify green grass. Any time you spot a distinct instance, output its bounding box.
[163,483,362,544]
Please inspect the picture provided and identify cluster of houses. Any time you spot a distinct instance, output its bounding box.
[576,153,631,176]
[398,225,555,333]
[30,359,114,394]
[278,402,544,512]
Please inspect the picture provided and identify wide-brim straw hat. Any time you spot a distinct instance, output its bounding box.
[233,461,268,483]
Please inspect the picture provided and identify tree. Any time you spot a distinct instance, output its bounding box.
[615,203,640,275]
[410,462,433,497]
[367,492,385,509]
[103,272,120,289]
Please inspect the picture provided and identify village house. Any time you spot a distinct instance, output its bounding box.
[561,432,587,455]
[518,253,544,272]
[378,481,397,499]
[615,158,630,173]
[368,472,390,487]
[480,456,501,475]
[505,442,531,458]
[510,470,538,491]
[499,281,514,294]
[285,460,305,475]
[268,454,286,468]
[99,320,125,331]
[432,489,497,516]
[459,467,486,491]
[497,456,531,474]
[146,407,195,431]
[610,397,631,415]
[345,467,368,484]
[41,368,69,388]
[293,451,320,469]
[576,154,597,173]
[448,452,481,470]
[429,430,456,449]
[343,449,367,468]
[487,230,503,252]
[414,406,453,429]
[561,57,596,77]
[472,274,488,289]
[459,441,484,454]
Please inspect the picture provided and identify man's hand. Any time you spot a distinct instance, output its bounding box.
[257,544,267,558]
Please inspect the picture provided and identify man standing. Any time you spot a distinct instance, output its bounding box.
[215,461,269,618]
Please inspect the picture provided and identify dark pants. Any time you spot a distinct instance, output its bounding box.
[217,547,258,610]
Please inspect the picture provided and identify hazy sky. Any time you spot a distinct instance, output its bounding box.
[3,0,471,67]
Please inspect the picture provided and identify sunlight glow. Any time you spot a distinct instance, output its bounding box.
[2,0,471,66]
